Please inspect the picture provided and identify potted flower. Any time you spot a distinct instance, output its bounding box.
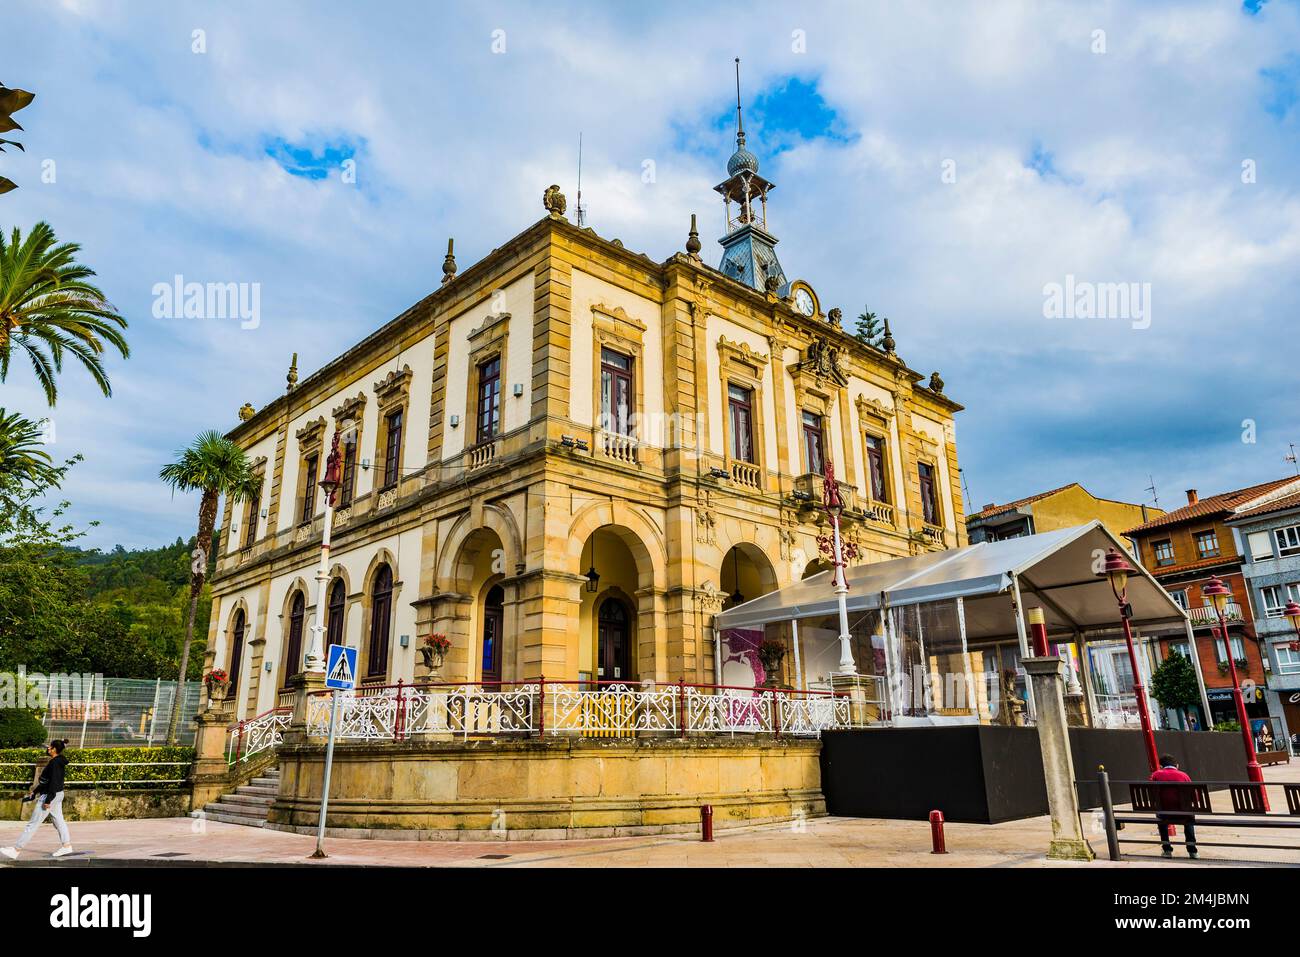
[757,640,787,688]
[204,668,230,704]
[420,633,451,680]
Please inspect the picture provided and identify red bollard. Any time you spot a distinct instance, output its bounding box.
[929,810,947,854]
[700,804,715,842]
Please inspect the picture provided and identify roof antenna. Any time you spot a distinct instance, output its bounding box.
[575,132,586,228]
[1144,474,1160,510]
[1287,443,1300,476]
[959,467,973,512]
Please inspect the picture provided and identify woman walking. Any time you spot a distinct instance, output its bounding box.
[1,740,74,860]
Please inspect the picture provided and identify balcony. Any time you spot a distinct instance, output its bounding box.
[920,523,946,546]
[731,460,762,490]
[1187,603,1243,627]
[467,439,499,471]
[863,499,895,526]
[598,430,639,465]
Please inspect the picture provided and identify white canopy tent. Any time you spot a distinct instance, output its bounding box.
[715,522,1211,726]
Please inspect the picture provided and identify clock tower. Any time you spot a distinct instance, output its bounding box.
[715,59,788,295]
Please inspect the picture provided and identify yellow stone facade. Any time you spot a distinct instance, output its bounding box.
[207,196,966,719]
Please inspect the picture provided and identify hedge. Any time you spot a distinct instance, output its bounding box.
[0,709,48,748]
[0,745,195,792]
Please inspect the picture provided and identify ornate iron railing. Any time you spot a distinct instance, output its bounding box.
[304,679,852,742]
[227,707,292,765]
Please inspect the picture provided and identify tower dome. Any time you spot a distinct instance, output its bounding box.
[727,133,760,176]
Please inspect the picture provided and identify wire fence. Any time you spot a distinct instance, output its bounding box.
[36,677,202,748]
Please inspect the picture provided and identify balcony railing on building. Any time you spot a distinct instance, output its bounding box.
[1186,603,1242,627]
[467,438,499,471]
[599,430,639,464]
[298,679,857,742]
[731,460,762,489]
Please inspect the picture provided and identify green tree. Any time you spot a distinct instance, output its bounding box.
[855,307,885,348]
[0,221,130,405]
[159,431,261,743]
[1150,651,1201,716]
[0,407,60,496]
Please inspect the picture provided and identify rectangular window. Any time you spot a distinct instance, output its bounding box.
[728,383,755,464]
[802,410,825,475]
[865,434,888,502]
[1276,642,1300,675]
[1275,525,1300,557]
[1152,539,1175,566]
[300,454,318,524]
[1168,641,1190,660]
[1213,633,1246,663]
[1261,583,1300,617]
[600,348,634,436]
[1168,588,1188,610]
[383,409,403,489]
[918,462,939,526]
[338,433,357,508]
[243,484,260,549]
[476,356,501,443]
[1194,529,1220,559]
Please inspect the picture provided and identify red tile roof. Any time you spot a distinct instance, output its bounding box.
[1229,489,1300,521]
[1123,477,1300,536]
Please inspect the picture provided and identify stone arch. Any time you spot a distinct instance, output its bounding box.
[435,506,523,590]
[358,548,401,684]
[567,499,667,592]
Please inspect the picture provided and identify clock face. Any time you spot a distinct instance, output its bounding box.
[793,288,815,317]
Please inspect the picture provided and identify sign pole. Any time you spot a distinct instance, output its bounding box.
[311,688,341,859]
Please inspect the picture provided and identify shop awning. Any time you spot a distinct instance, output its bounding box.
[714,521,1189,639]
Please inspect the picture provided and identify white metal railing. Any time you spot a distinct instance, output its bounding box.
[1093,693,1141,729]
[304,680,852,742]
[227,707,292,765]
[1187,603,1243,625]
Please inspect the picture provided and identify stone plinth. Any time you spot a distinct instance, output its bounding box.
[268,736,825,840]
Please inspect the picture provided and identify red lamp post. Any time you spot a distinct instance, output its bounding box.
[1203,575,1267,805]
[1285,600,1300,654]
[1097,548,1160,773]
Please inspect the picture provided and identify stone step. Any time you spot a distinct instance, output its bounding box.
[204,801,268,821]
[220,792,275,808]
[236,785,278,798]
[250,777,279,788]
[204,809,267,828]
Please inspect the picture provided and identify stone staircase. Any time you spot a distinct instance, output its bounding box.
[202,768,279,827]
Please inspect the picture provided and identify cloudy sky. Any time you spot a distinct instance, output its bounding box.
[4,0,1300,549]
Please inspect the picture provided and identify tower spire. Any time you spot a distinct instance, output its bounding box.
[734,57,745,145]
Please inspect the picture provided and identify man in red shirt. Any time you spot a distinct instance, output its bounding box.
[1151,754,1197,859]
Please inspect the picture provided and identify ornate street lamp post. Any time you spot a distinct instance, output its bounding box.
[1284,600,1300,654]
[304,431,343,674]
[1203,575,1267,803]
[822,460,857,675]
[1097,548,1159,773]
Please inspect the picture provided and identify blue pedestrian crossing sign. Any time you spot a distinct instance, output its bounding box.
[325,644,357,690]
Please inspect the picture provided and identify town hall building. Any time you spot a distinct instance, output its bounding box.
[205,103,966,721]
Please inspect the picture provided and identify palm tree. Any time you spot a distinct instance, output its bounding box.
[0,221,129,405]
[0,407,59,488]
[160,430,262,744]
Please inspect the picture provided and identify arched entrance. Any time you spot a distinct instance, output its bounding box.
[596,596,632,682]
[716,543,779,689]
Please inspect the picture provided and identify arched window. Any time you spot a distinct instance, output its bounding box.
[367,564,393,678]
[326,579,346,648]
[285,591,306,683]
[228,609,246,694]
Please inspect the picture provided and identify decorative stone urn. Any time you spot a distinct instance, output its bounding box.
[420,646,446,682]
[757,641,787,690]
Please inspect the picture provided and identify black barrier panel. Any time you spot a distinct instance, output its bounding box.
[820,726,1252,823]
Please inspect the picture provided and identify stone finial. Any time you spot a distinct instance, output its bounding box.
[827,307,842,327]
[543,184,567,219]
[929,370,945,394]
[286,353,299,392]
[686,213,702,260]
[442,237,456,285]
[238,402,255,422]
[881,318,896,356]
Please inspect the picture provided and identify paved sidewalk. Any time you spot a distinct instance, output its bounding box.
[3,764,1295,868]
[0,810,1291,868]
